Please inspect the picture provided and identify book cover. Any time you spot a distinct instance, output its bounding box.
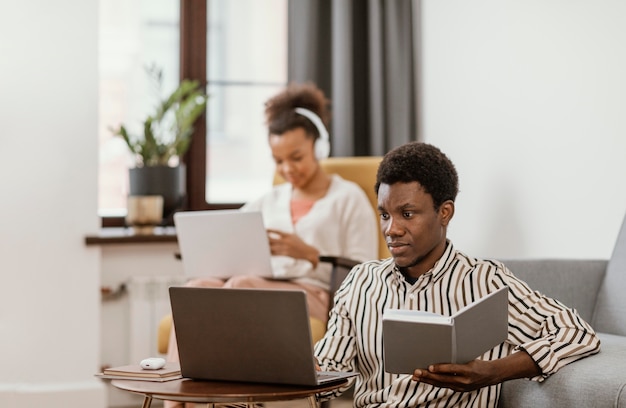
[95,373,183,382]
[382,286,509,374]
[99,362,181,379]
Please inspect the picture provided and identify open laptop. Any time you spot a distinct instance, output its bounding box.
[173,210,273,279]
[169,286,358,386]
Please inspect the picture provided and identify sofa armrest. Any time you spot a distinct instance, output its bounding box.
[499,332,626,407]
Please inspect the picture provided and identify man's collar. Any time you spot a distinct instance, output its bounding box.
[393,240,455,282]
[428,240,455,281]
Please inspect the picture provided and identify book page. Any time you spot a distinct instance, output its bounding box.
[382,286,509,373]
[383,319,454,372]
[453,287,509,363]
[383,308,452,324]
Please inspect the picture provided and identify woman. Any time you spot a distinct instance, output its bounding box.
[165,83,378,389]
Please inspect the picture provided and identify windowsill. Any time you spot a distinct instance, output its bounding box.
[85,226,178,245]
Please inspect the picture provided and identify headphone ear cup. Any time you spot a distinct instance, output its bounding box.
[314,137,330,160]
[294,107,330,160]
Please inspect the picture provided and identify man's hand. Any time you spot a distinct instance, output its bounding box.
[412,351,541,392]
[412,360,501,392]
[267,229,320,267]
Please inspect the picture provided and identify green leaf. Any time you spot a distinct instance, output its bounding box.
[109,66,208,167]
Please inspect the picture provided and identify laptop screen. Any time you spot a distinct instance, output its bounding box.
[174,210,273,279]
[169,287,326,385]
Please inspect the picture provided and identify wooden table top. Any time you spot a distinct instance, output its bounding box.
[111,377,348,404]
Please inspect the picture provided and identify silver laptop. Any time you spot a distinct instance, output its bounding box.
[174,210,273,279]
[169,286,358,386]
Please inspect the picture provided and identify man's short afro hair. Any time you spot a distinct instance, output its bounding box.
[375,142,459,209]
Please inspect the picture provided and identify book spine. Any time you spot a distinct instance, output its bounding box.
[451,321,457,363]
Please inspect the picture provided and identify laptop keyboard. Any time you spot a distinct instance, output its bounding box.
[317,371,338,379]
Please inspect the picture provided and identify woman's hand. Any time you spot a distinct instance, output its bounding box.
[267,228,320,267]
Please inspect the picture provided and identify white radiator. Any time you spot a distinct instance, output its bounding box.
[126,275,187,363]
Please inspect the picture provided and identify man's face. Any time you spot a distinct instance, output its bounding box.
[377,181,453,278]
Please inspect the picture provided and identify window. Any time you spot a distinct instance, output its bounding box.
[98,0,180,217]
[205,0,287,204]
[98,0,287,222]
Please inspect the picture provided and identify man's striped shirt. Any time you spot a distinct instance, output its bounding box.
[314,242,600,407]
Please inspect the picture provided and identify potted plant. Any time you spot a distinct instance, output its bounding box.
[110,64,208,223]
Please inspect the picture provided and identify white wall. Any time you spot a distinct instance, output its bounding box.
[420,0,626,260]
[0,2,624,406]
[0,1,105,407]
[99,244,184,407]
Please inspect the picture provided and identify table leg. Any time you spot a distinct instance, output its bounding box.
[307,395,319,408]
[141,395,153,408]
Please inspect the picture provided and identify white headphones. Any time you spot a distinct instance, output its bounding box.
[294,107,330,160]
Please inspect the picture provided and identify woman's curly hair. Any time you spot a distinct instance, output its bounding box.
[375,142,459,209]
[264,82,330,140]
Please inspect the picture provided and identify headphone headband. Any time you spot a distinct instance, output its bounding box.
[294,108,329,142]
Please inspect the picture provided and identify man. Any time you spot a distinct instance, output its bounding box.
[314,142,600,407]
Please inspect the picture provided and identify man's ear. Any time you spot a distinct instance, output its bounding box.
[439,200,455,226]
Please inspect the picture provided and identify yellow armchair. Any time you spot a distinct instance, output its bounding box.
[158,156,386,354]
[318,156,389,260]
[157,314,174,354]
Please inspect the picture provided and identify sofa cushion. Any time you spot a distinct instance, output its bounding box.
[592,213,626,335]
[499,332,626,407]
[502,259,607,323]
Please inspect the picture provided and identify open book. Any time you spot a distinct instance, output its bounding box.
[383,286,509,374]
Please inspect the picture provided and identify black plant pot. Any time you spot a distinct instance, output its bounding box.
[129,164,187,224]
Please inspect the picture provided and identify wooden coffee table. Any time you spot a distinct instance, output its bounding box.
[111,377,349,408]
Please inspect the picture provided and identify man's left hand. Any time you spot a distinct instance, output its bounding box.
[412,351,540,392]
[412,359,500,392]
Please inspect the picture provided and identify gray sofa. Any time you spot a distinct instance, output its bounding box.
[328,214,626,407]
[499,214,626,407]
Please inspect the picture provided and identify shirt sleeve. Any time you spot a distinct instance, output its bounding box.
[501,266,601,381]
[313,269,360,398]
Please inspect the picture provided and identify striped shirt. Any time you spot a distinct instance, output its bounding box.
[314,241,601,408]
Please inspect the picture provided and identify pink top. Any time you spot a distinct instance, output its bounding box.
[290,199,315,225]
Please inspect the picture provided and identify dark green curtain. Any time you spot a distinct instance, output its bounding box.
[288,0,420,157]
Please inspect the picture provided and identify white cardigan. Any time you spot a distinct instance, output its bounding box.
[241,174,378,290]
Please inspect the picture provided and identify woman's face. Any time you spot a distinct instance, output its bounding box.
[269,127,318,189]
